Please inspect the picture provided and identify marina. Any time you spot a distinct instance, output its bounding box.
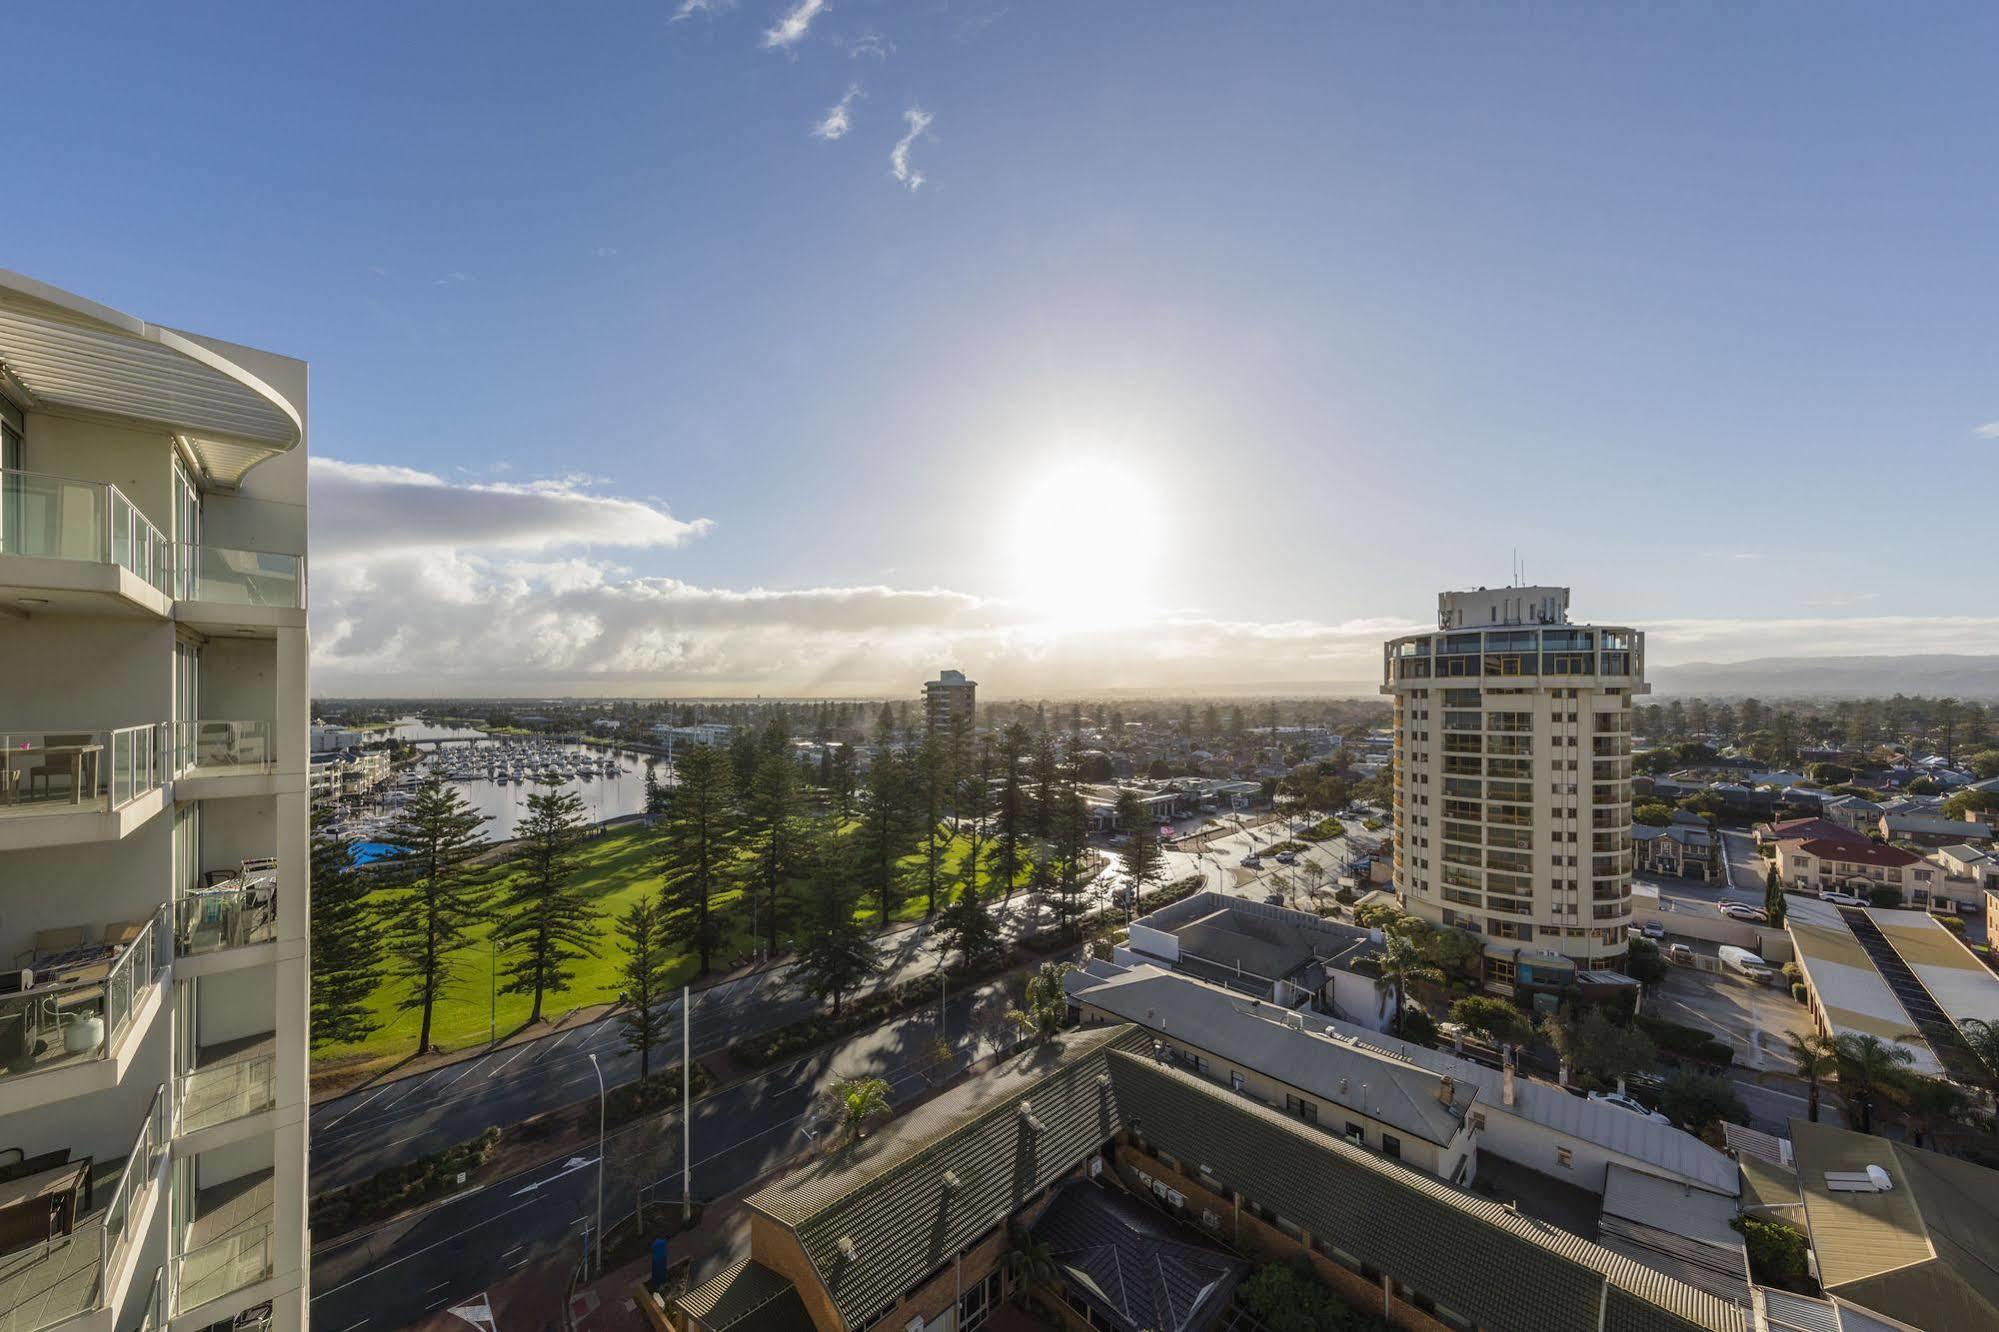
[322,719,668,845]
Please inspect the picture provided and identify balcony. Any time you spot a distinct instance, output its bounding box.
[173,722,276,781]
[0,469,173,610]
[178,1036,275,1135]
[175,544,302,611]
[173,871,277,961]
[0,726,168,820]
[0,908,168,1093]
[172,1170,272,1317]
[0,1085,170,1332]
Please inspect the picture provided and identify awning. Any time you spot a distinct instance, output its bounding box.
[0,269,300,486]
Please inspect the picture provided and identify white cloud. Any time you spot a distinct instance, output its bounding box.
[1975,421,1999,439]
[308,458,711,560]
[811,84,863,140]
[848,30,893,60]
[432,272,474,287]
[672,0,735,20]
[305,462,1999,697]
[890,107,932,190]
[762,0,827,49]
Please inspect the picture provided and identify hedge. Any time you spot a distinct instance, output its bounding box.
[727,953,1015,1068]
[1635,1015,1734,1067]
[309,1125,502,1235]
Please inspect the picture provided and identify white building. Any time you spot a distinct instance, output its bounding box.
[0,271,311,1331]
[1383,587,1646,992]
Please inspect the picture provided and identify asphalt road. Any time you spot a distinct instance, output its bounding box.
[311,813,1368,1194]
[309,974,1026,1332]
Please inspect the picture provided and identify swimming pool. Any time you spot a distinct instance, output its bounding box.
[351,840,406,866]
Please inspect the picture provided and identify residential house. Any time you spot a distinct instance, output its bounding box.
[1879,812,1995,850]
[1774,838,1924,895]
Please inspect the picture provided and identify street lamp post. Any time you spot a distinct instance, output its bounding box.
[588,1053,606,1276]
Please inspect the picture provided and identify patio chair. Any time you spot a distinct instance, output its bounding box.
[14,927,86,968]
[26,735,93,801]
[100,920,148,949]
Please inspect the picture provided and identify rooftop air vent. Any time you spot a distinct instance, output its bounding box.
[838,1236,858,1261]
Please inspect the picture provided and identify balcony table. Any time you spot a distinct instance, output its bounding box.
[2,743,102,806]
[0,1159,90,1252]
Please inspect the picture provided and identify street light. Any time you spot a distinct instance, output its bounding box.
[588,1053,607,1276]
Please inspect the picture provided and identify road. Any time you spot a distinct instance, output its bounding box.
[309,973,1028,1332]
[312,810,1371,1194]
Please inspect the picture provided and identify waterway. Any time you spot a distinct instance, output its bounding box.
[378,716,666,841]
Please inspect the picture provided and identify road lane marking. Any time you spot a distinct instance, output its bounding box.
[535,1029,575,1060]
[310,1198,543,1300]
[320,1084,393,1128]
[485,1041,537,1079]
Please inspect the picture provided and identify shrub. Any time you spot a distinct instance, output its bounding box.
[1298,818,1343,842]
[1781,962,1802,985]
[1733,1215,1809,1286]
[1362,817,1386,832]
[1867,886,1904,909]
[1399,1007,1439,1046]
[1636,1015,1733,1067]
[1791,982,1809,1004]
[1939,915,1968,936]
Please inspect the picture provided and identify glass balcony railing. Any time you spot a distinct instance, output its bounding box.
[174,1224,273,1314]
[103,1083,172,1268]
[0,906,168,1085]
[174,874,278,958]
[0,467,174,596]
[178,1053,276,1134]
[174,721,276,776]
[0,724,168,813]
[177,542,303,609]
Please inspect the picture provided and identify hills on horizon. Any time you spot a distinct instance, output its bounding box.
[1645,654,1999,700]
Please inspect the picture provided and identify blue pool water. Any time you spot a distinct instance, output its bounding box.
[351,841,405,866]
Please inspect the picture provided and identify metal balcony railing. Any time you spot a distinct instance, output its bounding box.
[0,724,169,813]
[176,542,303,609]
[0,905,169,1086]
[174,873,277,958]
[0,467,173,596]
[173,721,276,776]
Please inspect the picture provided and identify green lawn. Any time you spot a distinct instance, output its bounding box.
[316,821,1022,1072]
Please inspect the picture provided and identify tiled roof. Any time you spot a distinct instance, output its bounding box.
[1779,838,1922,868]
[676,1259,814,1331]
[1108,1051,1744,1332]
[747,1024,1146,1328]
[1031,1180,1245,1332]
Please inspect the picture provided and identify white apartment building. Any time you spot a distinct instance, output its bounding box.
[1383,587,1645,994]
[0,272,310,1332]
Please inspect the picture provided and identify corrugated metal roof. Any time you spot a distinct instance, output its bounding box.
[1109,1051,1744,1332]
[0,271,300,486]
[676,1258,814,1331]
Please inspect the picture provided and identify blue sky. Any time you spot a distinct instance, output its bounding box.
[9,2,1998,694]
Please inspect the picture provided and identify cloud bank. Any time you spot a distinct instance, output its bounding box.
[306,462,1999,698]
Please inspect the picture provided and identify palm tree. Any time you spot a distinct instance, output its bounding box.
[826,1076,892,1146]
[1956,1018,1999,1138]
[1897,1075,1972,1150]
[1377,933,1443,1038]
[1833,1032,1915,1135]
[1786,1031,1837,1123]
[1000,1219,1060,1299]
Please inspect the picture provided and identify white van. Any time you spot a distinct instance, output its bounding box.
[1718,945,1778,985]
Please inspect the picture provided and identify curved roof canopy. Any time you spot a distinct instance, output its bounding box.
[0,269,300,487]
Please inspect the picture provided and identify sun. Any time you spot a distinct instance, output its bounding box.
[1009,457,1168,630]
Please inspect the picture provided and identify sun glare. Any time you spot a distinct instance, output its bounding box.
[1010,457,1168,630]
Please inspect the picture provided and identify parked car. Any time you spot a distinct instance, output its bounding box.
[1818,889,1865,906]
[1719,945,1780,984]
[1639,921,1667,939]
[1275,851,1297,865]
[1718,902,1770,923]
[1665,942,1695,967]
[1587,1090,1670,1124]
[1241,854,1263,869]
[1264,892,1286,906]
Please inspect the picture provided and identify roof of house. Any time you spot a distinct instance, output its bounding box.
[1883,813,1993,840]
[1766,818,1868,845]
[1030,1180,1246,1332]
[676,1259,815,1332]
[1635,823,1713,848]
[1778,838,1923,869]
[745,1023,1145,1329]
[1781,896,1945,1076]
[1065,963,1475,1146]
[1111,1051,1743,1332]
[1597,1164,1750,1307]
[1789,1117,1999,1329]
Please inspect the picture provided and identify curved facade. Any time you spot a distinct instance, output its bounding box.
[1381,588,1646,989]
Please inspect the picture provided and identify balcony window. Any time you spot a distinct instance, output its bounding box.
[175,865,278,957]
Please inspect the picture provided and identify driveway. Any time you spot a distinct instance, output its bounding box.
[1719,829,1766,894]
[1647,965,1809,1074]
